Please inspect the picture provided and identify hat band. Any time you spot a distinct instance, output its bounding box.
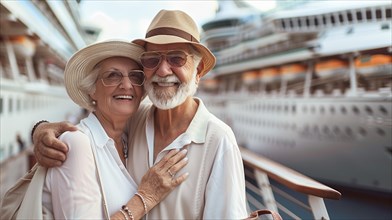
[146,27,199,43]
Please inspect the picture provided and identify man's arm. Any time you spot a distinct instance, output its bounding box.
[32,121,77,167]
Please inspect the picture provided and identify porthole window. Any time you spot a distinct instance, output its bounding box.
[320,106,325,114]
[365,106,373,115]
[302,106,308,113]
[323,126,330,134]
[345,127,353,136]
[333,126,341,135]
[376,128,386,136]
[352,106,360,115]
[330,106,336,114]
[379,106,388,115]
[341,106,347,114]
[358,127,367,136]
[311,106,316,114]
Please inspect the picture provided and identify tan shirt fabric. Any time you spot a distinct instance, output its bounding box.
[127,98,248,219]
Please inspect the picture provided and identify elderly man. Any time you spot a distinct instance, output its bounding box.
[32,10,248,219]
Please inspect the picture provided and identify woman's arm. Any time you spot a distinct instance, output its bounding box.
[47,130,104,219]
[111,149,189,220]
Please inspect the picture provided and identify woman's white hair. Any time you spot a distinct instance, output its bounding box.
[78,66,101,111]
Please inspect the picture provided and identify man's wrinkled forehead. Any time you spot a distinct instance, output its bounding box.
[145,43,190,52]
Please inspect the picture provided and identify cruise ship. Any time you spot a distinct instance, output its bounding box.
[199,0,392,193]
[0,0,94,162]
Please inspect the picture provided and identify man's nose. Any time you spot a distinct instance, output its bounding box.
[155,56,173,77]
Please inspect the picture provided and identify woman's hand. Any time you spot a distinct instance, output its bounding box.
[137,149,189,210]
[33,121,77,167]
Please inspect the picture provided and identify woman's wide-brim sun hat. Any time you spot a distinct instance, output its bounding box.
[133,9,216,77]
[64,40,144,111]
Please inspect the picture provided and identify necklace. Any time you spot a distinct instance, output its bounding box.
[122,138,128,159]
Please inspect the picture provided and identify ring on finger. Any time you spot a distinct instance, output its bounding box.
[168,169,174,178]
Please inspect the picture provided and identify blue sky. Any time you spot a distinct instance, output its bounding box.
[79,0,276,42]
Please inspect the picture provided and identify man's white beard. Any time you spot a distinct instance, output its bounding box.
[145,70,198,110]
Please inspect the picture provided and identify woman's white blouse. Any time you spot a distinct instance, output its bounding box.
[42,113,138,219]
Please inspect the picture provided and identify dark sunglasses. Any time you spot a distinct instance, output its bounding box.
[100,70,145,87]
[140,50,192,69]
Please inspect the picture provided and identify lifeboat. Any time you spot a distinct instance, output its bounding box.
[242,70,258,85]
[9,36,36,58]
[355,54,392,77]
[280,63,307,81]
[200,78,219,91]
[259,67,280,83]
[315,59,349,79]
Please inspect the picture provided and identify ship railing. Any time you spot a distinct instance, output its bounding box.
[240,146,341,220]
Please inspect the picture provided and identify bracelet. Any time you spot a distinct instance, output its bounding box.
[119,209,129,220]
[122,205,134,220]
[31,120,49,142]
[135,192,148,215]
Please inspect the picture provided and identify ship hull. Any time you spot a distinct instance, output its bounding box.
[201,94,392,193]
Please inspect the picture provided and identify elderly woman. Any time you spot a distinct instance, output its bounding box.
[42,41,188,219]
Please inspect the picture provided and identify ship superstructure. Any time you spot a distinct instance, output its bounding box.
[199,0,392,192]
[0,1,94,161]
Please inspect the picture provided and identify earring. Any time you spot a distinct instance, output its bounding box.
[92,100,96,105]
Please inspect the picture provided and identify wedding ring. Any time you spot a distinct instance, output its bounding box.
[168,169,174,178]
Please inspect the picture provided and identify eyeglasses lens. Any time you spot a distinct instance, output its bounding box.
[101,70,145,86]
[140,51,187,69]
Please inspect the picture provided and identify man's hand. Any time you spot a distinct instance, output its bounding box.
[33,121,77,167]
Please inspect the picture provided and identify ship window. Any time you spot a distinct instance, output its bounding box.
[292,105,296,114]
[313,125,319,133]
[8,98,12,113]
[356,11,363,21]
[339,13,344,23]
[352,106,360,114]
[376,128,386,136]
[330,106,336,114]
[386,8,391,18]
[333,126,341,135]
[358,127,367,136]
[306,17,310,27]
[17,98,21,112]
[289,19,294,28]
[311,106,316,114]
[280,19,286,29]
[379,106,388,115]
[341,106,347,114]
[331,15,336,24]
[366,10,372,20]
[322,16,327,25]
[365,105,373,115]
[323,126,330,134]
[320,106,325,114]
[0,97,3,114]
[314,17,319,26]
[345,127,353,136]
[347,11,353,22]
[376,9,382,19]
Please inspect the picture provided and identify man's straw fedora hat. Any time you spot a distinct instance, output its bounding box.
[133,9,216,77]
[64,40,144,111]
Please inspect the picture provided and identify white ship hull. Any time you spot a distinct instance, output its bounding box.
[200,0,392,193]
[200,92,392,192]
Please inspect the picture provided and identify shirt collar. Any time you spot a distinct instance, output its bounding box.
[79,113,112,149]
[146,97,210,145]
[186,97,209,144]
